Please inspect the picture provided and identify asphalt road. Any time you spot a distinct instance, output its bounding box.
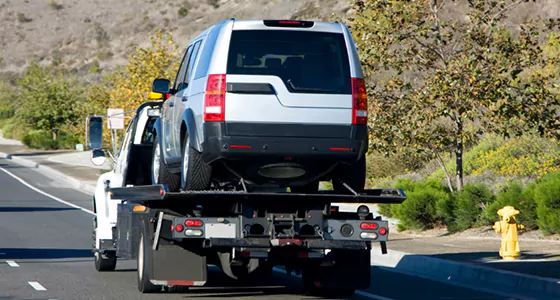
[0,157,522,300]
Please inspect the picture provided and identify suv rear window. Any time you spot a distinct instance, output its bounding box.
[226,30,351,94]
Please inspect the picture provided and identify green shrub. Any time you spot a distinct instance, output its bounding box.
[21,130,79,150]
[390,179,451,231]
[377,203,393,218]
[178,7,188,18]
[2,120,28,140]
[485,181,538,229]
[534,172,560,235]
[448,183,495,232]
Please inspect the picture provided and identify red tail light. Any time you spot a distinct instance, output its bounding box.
[204,74,226,122]
[379,227,387,235]
[360,222,378,230]
[175,224,184,232]
[351,78,368,125]
[185,220,203,227]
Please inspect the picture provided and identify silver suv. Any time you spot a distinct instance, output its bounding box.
[151,19,369,194]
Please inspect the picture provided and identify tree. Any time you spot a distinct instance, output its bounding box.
[347,0,559,193]
[85,30,180,149]
[15,61,85,140]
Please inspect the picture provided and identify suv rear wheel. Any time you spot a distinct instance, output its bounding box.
[151,138,180,192]
[332,155,366,194]
[180,137,212,191]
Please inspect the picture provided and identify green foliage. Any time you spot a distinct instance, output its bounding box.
[429,134,560,181]
[390,178,451,231]
[534,172,560,234]
[1,119,28,140]
[485,181,538,230]
[15,60,86,140]
[21,130,79,150]
[178,7,188,18]
[85,30,179,147]
[448,184,495,232]
[347,0,560,193]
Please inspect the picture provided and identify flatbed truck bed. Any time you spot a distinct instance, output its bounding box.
[96,183,405,297]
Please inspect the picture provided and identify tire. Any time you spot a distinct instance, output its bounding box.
[137,230,160,293]
[94,251,117,272]
[93,215,117,272]
[332,155,366,194]
[151,138,180,192]
[180,136,212,191]
[302,267,355,297]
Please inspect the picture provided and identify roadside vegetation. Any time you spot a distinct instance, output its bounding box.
[0,0,558,234]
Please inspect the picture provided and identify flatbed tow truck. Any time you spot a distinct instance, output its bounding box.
[87,97,406,297]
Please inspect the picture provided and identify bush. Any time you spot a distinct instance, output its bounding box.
[22,130,56,149]
[2,120,28,140]
[390,179,451,231]
[448,183,495,232]
[485,181,538,229]
[178,7,188,18]
[21,130,79,150]
[534,172,560,235]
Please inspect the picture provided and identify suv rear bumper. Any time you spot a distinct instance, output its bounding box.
[201,122,368,164]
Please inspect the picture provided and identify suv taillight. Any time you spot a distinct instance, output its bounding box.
[351,77,368,125]
[204,74,226,122]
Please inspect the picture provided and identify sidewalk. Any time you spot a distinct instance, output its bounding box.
[0,137,559,299]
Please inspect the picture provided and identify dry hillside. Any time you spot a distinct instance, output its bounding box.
[0,0,559,80]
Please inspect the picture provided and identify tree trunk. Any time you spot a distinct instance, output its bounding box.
[455,121,464,193]
[435,152,454,196]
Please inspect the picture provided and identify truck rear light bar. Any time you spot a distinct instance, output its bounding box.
[185,220,203,227]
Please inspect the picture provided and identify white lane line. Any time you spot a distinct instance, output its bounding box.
[0,167,94,216]
[271,267,395,300]
[6,260,19,267]
[28,281,47,291]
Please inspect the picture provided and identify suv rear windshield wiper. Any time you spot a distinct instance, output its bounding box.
[286,79,341,93]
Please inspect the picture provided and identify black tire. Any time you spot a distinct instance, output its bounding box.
[94,251,117,271]
[180,136,212,191]
[137,229,160,293]
[332,155,366,194]
[302,268,355,298]
[93,215,117,272]
[151,138,180,192]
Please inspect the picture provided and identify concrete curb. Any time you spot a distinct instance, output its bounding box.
[0,152,96,195]
[371,245,560,300]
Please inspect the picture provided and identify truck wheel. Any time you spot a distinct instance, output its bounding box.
[93,216,117,271]
[332,155,366,194]
[180,137,211,191]
[302,267,356,297]
[94,251,117,272]
[137,231,160,293]
[152,138,180,192]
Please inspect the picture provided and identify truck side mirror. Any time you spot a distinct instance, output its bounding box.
[152,78,171,95]
[87,116,103,149]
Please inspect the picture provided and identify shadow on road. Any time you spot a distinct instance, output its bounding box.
[0,248,93,259]
[0,206,79,212]
[6,151,73,158]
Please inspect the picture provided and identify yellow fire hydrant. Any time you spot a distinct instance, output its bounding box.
[492,206,524,260]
